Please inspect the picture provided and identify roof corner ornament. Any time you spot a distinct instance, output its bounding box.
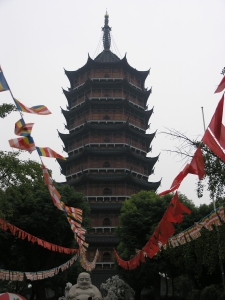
[102,11,111,50]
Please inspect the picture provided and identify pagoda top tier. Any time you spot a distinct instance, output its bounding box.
[94,12,120,63]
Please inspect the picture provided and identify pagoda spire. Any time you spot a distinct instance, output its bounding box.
[102,11,111,50]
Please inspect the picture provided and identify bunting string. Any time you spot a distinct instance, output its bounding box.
[0,254,78,281]
[114,192,191,270]
[0,66,99,272]
[0,218,79,254]
[79,249,99,272]
[166,206,225,249]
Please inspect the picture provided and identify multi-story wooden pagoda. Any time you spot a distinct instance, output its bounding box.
[58,12,160,284]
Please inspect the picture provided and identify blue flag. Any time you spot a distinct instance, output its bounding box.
[0,67,9,92]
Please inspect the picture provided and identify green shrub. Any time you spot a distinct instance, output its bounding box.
[200,284,220,300]
[187,289,201,300]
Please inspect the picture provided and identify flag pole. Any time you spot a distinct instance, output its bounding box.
[201,107,206,133]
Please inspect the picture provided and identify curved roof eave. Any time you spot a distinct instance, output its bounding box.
[64,77,151,100]
[66,172,161,188]
[64,52,150,83]
[58,147,159,167]
[64,55,94,81]
[121,55,150,80]
[61,101,153,122]
[58,123,156,144]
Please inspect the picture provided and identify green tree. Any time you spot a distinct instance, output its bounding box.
[0,153,90,299]
[0,103,16,118]
[115,190,200,300]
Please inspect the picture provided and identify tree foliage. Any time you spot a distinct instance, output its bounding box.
[115,190,224,299]
[0,151,90,299]
[161,128,225,201]
[0,103,16,118]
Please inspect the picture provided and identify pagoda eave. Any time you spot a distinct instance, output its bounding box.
[58,123,156,145]
[66,173,161,191]
[65,54,150,83]
[64,78,151,99]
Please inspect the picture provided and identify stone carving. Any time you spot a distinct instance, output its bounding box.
[100,275,134,300]
[67,272,102,300]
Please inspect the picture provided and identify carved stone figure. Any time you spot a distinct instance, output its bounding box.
[101,275,134,300]
[67,272,102,300]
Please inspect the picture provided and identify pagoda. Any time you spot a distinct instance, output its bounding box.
[58,12,160,284]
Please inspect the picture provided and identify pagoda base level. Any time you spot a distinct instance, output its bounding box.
[91,269,117,294]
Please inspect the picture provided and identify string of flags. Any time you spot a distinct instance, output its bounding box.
[114,191,191,270]
[158,74,225,198]
[0,218,79,255]
[166,206,224,248]
[0,66,99,273]
[0,254,78,281]
[114,74,225,270]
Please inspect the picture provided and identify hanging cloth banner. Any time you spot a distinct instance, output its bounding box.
[0,218,79,254]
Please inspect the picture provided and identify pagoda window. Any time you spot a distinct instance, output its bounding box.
[104,73,110,78]
[103,161,111,168]
[103,252,111,262]
[103,218,111,227]
[104,138,110,143]
[103,115,110,120]
[103,188,112,195]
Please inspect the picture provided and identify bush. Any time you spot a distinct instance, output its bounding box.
[218,291,225,300]
[173,275,194,299]
[200,284,220,300]
[187,289,201,300]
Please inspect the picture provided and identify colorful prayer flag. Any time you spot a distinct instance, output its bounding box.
[14,118,34,136]
[215,75,225,93]
[0,67,9,92]
[9,136,36,152]
[36,146,66,160]
[41,164,53,185]
[14,98,51,115]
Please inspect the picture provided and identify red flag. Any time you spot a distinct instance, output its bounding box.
[158,164,190,196]
[164,206,179,223]
[189,147,205,180]
[215,75,225,93]
[209,95,225,149]
[158,219,175,244]
[202,129,225,162]
[209,95,224,139]
[143,237,160,258]
[171,192,191,216]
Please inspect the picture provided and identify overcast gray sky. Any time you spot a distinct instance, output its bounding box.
[0,0,224,206]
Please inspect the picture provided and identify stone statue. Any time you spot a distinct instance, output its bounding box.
[67,272,102,300]
[100,275,134,300]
